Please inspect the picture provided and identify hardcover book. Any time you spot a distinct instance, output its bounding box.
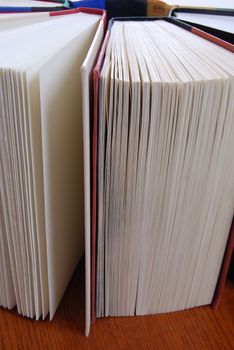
[91,16,234,335]
[171,8,234,43]
[0,0,69,13]
[0,0,106,13]
[0,7,106,333]
[146,0,234,17]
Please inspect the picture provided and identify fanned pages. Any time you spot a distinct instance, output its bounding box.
[96,20,234,318]
[0,10,104,322]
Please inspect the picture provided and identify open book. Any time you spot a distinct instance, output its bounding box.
[0,8,105,333]
[91,16,234,333]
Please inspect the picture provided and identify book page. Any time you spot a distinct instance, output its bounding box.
[39,23,100,318]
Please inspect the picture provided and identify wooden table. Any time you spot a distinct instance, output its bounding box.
[0,259,233,350]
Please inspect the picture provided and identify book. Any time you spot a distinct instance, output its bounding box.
[0,7,106,330]
[91,17,234,332]
[0,0,69,13]
[0,0,106,13]
[171,8,234,44]
[146,0,234,17]
[104,1,233,43]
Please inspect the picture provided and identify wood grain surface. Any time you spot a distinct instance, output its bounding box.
[0,258,233,350]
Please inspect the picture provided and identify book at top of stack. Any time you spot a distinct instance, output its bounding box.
[0,0,106,13]
[147,0,234,17]
[171,8,234,44]
[0,0,69,13]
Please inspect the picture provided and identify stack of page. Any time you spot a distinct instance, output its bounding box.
[95,19,234,319]
[0,9,105,322]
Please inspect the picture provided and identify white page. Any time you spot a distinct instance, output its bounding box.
[0,13,53,31]
[21,13,100,319]
[21,16,100,318]
[39,22,100,318]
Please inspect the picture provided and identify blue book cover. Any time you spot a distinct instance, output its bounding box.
[69,0,105,9]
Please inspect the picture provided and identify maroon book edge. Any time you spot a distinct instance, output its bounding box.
[212,218,234,308]
[191,27,234,53]
[50,7,106,21]
[166,17,234,52]
[91,16,234,325]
